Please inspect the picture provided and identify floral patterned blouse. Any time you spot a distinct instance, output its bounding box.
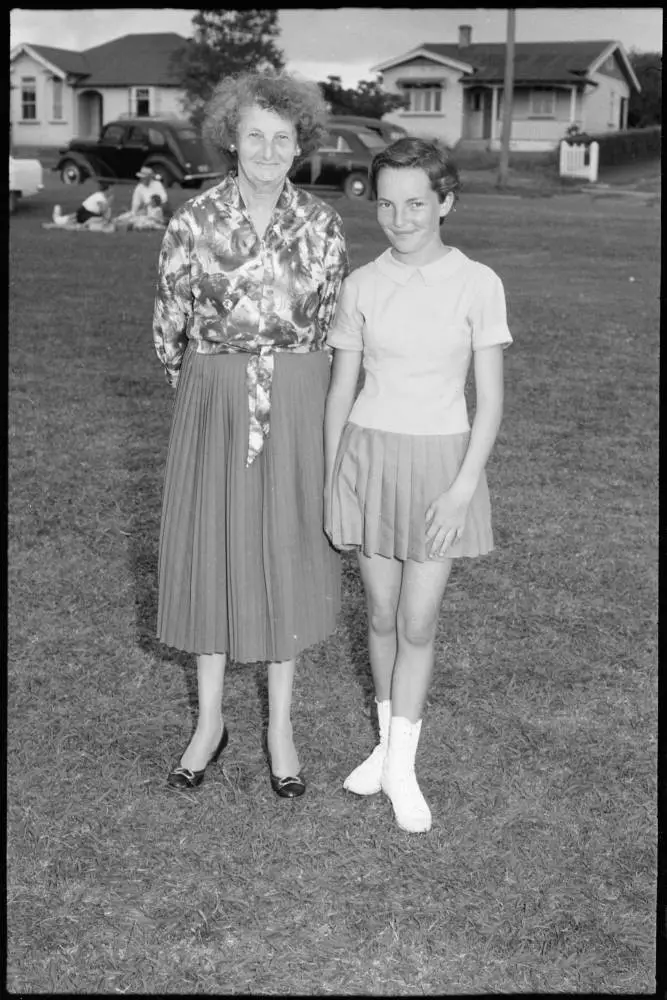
[153,173,349,465]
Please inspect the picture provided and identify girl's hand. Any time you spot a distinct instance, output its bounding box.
[425,486,471,558]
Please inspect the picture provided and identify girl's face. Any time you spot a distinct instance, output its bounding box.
[376,167,454,265]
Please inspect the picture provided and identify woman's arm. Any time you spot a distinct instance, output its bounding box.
[324,348,363,486]
[317,215,350,334]
[152,217,193,388]
[425,345,505,553]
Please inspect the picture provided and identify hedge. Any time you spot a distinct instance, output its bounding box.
[565,126,661,167]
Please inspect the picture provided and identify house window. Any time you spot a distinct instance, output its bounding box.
[471,91,483,112]
[529,88,555,116]
[405,85,443,114]
[133,87,151,116]
[21,77,37,120]
[609,91,616,125]
[52,77,63,120]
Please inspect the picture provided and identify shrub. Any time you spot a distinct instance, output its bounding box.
[565,126,661,167]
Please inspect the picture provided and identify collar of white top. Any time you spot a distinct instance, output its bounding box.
[375,246,466,286]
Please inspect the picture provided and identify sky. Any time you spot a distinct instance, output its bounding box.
[10,7,663,88]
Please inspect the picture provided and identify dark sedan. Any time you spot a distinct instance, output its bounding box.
[290,124,387,199]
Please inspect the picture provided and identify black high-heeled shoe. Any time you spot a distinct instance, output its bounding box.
[270,771,306,798]
[167,726,229,789]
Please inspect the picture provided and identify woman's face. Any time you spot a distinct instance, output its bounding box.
[236,104,299,190]
[376,166,453,264]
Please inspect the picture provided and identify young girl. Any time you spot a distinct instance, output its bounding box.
[324,138,512,833]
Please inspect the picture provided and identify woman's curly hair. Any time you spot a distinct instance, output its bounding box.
[203,70,328,161]
[370,137,462,206]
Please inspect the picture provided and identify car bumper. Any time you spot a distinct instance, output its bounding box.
[182,171,228,183]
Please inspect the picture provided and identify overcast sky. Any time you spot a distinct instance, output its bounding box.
[11,7,663,88]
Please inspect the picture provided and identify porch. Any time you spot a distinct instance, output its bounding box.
[461,83,584,152]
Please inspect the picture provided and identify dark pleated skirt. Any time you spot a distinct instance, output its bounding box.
[327,422,494,562]
[157,345,341,661]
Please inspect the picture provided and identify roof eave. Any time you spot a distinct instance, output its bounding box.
[587,40,641,92]
[11,42,70,79]
[371,45,473,75]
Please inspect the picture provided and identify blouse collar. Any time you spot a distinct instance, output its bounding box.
[375,246,466,286]
[222,172,299,217]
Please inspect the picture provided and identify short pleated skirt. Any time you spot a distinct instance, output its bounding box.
[157,345,340,661]
[327,422,494,562]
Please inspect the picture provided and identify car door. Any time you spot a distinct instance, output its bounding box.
[292,130,355,188]
[96,123,129,179]
[122,124,151,178]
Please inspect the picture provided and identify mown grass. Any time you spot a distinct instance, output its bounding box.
[8,179,659,993]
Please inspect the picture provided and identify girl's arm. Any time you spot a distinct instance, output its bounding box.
[324,347,362,487]
[425,344,504,554]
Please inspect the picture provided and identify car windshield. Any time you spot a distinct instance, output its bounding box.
[355,130,387,150]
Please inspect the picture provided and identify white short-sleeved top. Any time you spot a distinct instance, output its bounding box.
[327,246,512,435]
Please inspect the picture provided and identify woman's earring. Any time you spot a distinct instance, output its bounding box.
[229,144,236,152]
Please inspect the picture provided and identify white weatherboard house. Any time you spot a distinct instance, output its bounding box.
[374,26,641,151]
[10,33,188,148]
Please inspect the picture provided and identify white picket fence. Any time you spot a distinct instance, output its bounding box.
[559,140,600,183]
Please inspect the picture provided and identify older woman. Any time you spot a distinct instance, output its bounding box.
[153,71,348,797]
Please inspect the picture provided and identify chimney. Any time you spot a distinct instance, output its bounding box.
[458,24,472,48]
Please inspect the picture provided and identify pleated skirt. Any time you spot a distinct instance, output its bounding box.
[327,422,494,562]
[157,345,340,661]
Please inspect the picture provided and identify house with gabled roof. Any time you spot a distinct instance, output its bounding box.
[373,25,641,151]
[10,33,188,148]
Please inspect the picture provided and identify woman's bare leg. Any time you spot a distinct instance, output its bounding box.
[179,653,227,770]
[267,658,300,777]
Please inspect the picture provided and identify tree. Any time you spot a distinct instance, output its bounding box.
[319,75,408,118]
[627,50,662,128]
[172,9,285,127]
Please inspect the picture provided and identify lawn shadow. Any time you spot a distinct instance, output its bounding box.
[338,553,375,710]
[112,374,199,714]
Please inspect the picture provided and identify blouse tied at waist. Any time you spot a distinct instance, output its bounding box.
[213,340,320,467]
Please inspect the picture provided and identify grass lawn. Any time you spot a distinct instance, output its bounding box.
[8,178,659,993]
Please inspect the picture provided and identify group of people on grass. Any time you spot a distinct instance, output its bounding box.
[151,69,512,835]
[49,165,172,232]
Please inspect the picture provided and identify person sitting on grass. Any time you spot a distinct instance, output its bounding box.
[114,165,170,228]
[51,180,114,229]
[122,193,169,231]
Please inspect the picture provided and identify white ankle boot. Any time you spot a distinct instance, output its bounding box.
[343,699,391,795]
[381,716,431,833]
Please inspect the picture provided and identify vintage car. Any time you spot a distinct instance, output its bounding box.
[291,123,387,199]
[327,115,408,144]
[54,117,230,188]
[9,155,44,213]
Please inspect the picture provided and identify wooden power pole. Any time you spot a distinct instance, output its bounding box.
[497,8,516,188]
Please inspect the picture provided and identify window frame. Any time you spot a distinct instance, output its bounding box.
[403,84,444,115]
[20,76,37,121]
[51,76,64,121]
[529,87,556,118]
[130,86,151,117]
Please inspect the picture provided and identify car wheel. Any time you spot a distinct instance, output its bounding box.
[343,172,371,199]
[60,161,85,185]
[9,191,18,214]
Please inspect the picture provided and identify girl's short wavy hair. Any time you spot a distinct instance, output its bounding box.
[203,70,328,160]
[370,137,462,205]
